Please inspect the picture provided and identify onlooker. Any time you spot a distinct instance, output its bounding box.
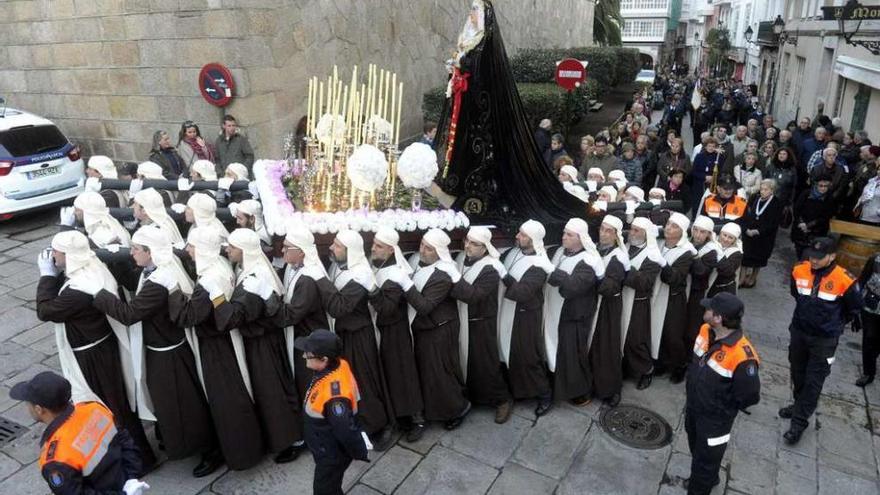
[149,130,186,179]
[534,119,552,155]
[177,121,216,169]
[573,135,594,169]
[215,114,255,176]
[579,135,619,177]
[855,254,880,387]
[420,121,438,146]
[544,133,569,169]
[791,176,837,259]
[617,142,642,185]
[855,156,880,225]
[765,147,799,224]
[734,152,763,200]
[731,126,749,158]
[655,138,691,186]
[809,147,847,202]
[661,168,692,215]
[740,179,784,288]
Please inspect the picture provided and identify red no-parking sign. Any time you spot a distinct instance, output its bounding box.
[555,58,588,92]
[199,63,235,107]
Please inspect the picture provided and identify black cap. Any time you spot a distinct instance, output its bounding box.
[700,292,745,319]
[9,372,71,410]
[294,329,341,358]
[803,236,836,259]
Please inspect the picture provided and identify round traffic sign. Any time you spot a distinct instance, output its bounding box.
[555,58,587,92]
[199,63,235,107]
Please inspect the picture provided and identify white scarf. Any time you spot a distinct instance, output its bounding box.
[620,240,667,354]
[455,251,504,380]
[587,246,630,349]
[497,248,543,365]
[650,238,697,359]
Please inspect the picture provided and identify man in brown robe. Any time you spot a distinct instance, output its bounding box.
[36,232,156,474]
[385,229,471,429]
[72,225,220,477]
[368,227,426,441]
[452,227,512,423]
[498,220,555,417]
[657,213,697,383]
[683,215,721,383]
[308,230,395,451]
[589,215,630,407]
[621,218,665,390]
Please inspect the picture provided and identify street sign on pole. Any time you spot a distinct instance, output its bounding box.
[198,63,235,107]
[554,59,588,92]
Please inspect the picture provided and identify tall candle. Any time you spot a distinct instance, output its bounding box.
[395,82,403,145]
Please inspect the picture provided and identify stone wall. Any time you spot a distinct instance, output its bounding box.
[0,0,594,163]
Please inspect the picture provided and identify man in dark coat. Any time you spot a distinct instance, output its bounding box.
[657,213,697,382]
[72,225,220,477]
[214,115,255,175]
[543,219,600,405]
[590,216,630,406]
[451,227,512,422]
[498,220,555,417]
[167,227,264,470]
[212,228,304,464]
[387,229,471,430]
[36,232,156,474]
[368,228,426,441]
[311,230,395,451]
[621,218,665,390]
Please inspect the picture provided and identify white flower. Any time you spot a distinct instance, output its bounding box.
[445,220,456,231]
[397,143,439,189]
[347,144,388,193]
[366,115,393,142]
[315,114,346,146]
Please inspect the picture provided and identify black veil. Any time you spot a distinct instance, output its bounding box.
[435,0,587,231]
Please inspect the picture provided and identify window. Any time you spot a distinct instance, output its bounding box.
[621,0,669,10]
[622,20,666,38]
[0,125,68,158]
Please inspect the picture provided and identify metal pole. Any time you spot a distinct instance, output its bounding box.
[769,41,785,115]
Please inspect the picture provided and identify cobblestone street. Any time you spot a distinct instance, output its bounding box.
[0,210,878,494]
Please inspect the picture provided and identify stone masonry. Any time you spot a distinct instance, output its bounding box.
[0,0,595,163]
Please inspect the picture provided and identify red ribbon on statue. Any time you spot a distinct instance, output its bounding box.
[442,68,470,178]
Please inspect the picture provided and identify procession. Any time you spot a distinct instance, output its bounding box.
[2,1,880,494]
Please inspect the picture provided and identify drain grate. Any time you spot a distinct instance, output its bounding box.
[0,417,28,448]
[599,404,673,450]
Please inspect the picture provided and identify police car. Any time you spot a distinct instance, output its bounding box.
[0,104,85,218]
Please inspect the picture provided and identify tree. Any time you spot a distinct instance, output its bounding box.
[593,0,624,46]
[705,28,732,78]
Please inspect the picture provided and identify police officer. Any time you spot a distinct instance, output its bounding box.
[9,371,149,495]
[780,237,863,444]
[685,293,760,495]
[296,330,370,495]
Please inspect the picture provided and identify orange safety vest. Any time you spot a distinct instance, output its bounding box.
[792,261,856,302]
[304,359,361,419]
[39,402,118,477]
[693,324,760,378]
[704,195,747,221]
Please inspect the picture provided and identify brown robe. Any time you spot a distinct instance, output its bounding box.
[622,255,662,378]
[501,262,552,401]
[589,254,627,400]
[658,252,696,372]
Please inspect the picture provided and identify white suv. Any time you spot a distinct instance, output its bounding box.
[0,106,85,218]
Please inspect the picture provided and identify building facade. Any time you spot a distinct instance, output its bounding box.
[772,0,880,134]
[621,0,679,68]
[0,0,594,163]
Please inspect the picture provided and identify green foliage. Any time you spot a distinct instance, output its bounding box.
[593,0,624,46]
[422,86,447,123]
[509,46,638,96]
[612,48,642,86]
[706,28,733,77]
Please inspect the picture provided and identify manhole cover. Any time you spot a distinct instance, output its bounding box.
[599,404,672,449]
[0,417,27,448]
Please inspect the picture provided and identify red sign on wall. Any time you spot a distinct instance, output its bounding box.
[555,58,588,92]
[198,63,235,107]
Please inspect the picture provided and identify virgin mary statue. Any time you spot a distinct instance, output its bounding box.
[434,0,586,228]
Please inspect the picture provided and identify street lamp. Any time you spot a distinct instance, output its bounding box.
[744,25,755,45]
[772,15,798,45]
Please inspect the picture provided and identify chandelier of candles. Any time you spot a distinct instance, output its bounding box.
[302,64,405,212]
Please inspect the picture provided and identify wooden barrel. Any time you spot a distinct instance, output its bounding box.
[836,236,880,277]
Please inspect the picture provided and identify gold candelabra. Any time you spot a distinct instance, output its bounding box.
[303,65,404,212]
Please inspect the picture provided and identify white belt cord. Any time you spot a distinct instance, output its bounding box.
[71,333,113,353]
[146,338,187,352]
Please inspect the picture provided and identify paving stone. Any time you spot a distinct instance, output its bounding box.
[0,295,25,315]
[815,415,876,478]
[730,418,777,461]
[0,458,46,494]
[440,408,531,468]
[211,455,314,495]
[758,361,792,401]
[29,334,58,356]
[0,427,42,465]
[0,238,23,252]
[41,354,61,373]
[557,429,669,495]
[0,452,21,483]
[5,238,56,260]
[511,406,590,479]
[487,462,557,495]
[0,268,42,290]
[775,470,818,495]
[348,484,382,495]
[0,260,31,278]
[2,363,55,389]
[777,419,818,459]
[144,456,227,495]
[396,422,446,455]
[9,225,61,243]
[7,281,38,303]
[0,343,46,382]
[817,466,879,494]
[728,447,776,494]
[619,376,685,429]
[360,445,421,494]
[396,446,497,495]
[0,386,15,413]
[777,448,816,481]
[343,456,383,493]
[11,322,53,347]
[0,401,38,430]
[0,307,43,342]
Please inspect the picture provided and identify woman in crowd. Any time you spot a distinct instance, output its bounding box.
[739,179,784,288]
[733,152,763,200]
[765,147,798,223]
[178,121,216,169]
[760,140,777,171]
[149,130,187,179]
